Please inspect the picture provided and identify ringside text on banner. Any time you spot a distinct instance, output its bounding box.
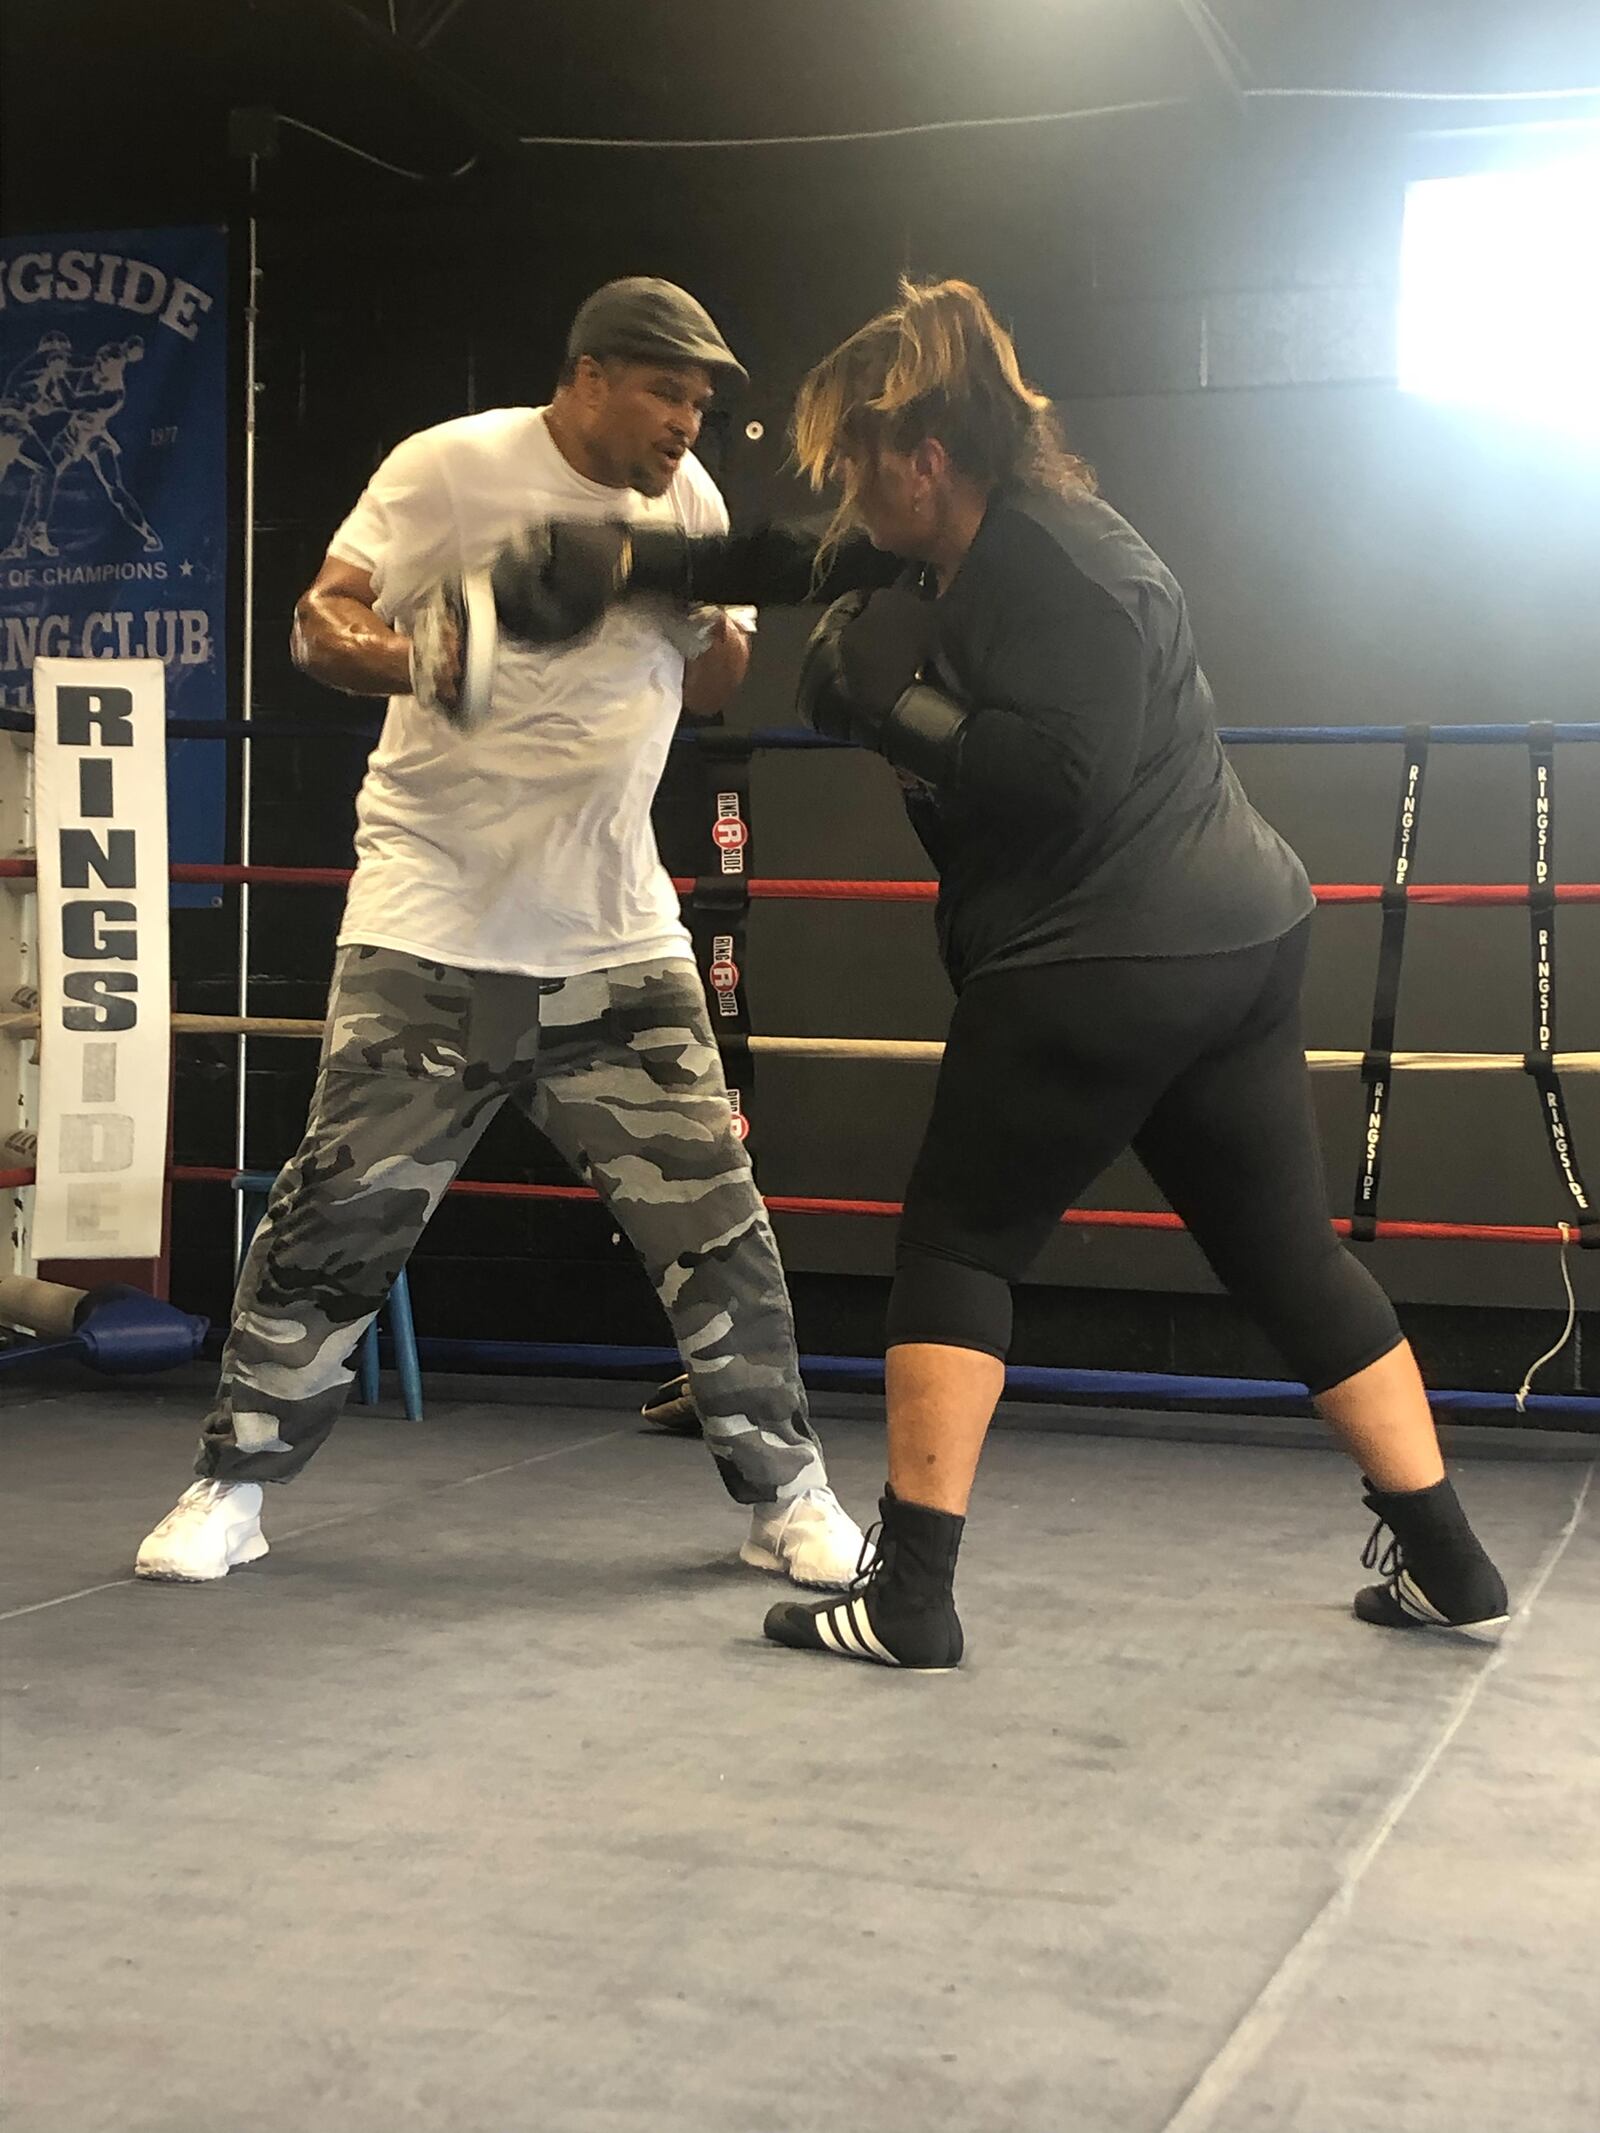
[31,656,171,1261]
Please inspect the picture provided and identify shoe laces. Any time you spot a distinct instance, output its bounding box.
[1360,1515,1403,1582]
[851,1520,889,1591]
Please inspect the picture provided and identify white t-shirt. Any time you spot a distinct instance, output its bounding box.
[326,405,740,978]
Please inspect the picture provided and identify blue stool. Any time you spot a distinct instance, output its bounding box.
[231,1170,424,1422]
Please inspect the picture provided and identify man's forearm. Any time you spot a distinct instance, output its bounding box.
[633,525,901,608]
[291,593,413,696]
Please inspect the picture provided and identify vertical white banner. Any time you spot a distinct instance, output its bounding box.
[1,728,34,1279]
[31,657,170,1261]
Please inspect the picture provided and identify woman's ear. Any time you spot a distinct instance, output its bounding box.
[912,435,951,487]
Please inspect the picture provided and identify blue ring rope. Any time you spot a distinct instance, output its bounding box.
[0,709,380,741]
[2,709,1596,747]
[1215,724,1600,745]
[747,724,1600,749]
[412,1338,1600,1424]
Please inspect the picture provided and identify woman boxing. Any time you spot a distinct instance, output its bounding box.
[490,277,1510,1672]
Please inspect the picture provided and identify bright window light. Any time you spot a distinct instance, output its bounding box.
[1398,156,1600,439]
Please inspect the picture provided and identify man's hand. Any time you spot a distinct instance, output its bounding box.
[291,555,413,696]
[408,574,469,722]
[681,610,750,718]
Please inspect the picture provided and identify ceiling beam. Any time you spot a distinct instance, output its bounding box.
[306,0,522,160]
[413,0,475,50]
[1169,0,1251,114]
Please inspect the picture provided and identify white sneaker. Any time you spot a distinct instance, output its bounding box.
[741,1487,874,1590]
[135,1480,269,1582]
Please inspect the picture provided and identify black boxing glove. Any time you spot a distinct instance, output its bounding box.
[835,586,938,721]
[875,679,971,786]
[491,519,855,649]
[489,521,625,646]
[799,585,971,785]
[796,591,870,741]
[490,520,712,649]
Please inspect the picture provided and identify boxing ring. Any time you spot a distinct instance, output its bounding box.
[2,705,1597,1422]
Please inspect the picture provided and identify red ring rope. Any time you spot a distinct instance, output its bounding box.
[0,1174,1575,1247]
[2,856,1597,903]
[736,879,1600,906]
[66,1167,1562,1244]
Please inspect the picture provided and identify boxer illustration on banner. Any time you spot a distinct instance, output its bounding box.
[0,333,162,558]
[0,330,73,558]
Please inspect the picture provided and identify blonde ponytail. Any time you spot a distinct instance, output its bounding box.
[793,277,1093,558]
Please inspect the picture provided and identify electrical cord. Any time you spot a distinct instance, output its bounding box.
[272,111,479,181]
[266,81,1600,174]
[513,82,1600,151]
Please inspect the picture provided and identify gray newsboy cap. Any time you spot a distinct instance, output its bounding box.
[566,277,747,386]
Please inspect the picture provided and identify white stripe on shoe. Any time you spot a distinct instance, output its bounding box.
[846,1596,902,1665]
[813,1594,902,1666]
[1395,1571,1452,1625]
[1395,1569,1509,1635]
[832,1603,875,1661]
[814,1606,853,1657]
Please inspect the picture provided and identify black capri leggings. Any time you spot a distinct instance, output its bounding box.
[889,919,1402,1396]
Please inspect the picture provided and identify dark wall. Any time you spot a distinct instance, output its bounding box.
[4,21,1596,1379]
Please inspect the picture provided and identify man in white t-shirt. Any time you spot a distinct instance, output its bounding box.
[134,279,868,1592]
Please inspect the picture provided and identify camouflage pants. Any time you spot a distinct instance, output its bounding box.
[196,945,827,1504]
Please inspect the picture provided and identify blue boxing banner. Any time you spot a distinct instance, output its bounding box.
[0,229,228,905]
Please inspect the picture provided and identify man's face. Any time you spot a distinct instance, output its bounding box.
[579,357,715,495]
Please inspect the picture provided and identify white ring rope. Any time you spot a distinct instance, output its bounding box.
[1,1013,1597,1075]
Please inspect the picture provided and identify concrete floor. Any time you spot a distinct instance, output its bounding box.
[2,1383,1596,2133]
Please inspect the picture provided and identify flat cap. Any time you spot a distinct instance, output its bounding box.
[566,277,747,387]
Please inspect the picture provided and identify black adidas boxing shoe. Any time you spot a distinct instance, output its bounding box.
[764,1490,965,1671]
[1354,1475,1510,1637]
